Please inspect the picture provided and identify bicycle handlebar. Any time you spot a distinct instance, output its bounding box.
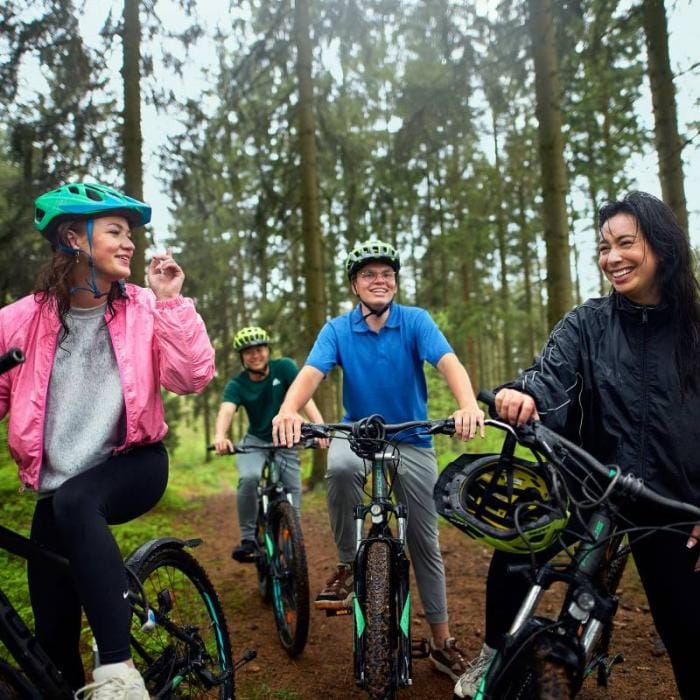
[0,348,24,376]
[477,389,700,520]
[299,416,456,440]
[207,439,317,454]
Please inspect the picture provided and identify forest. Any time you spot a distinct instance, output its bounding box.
[1,0,697,482]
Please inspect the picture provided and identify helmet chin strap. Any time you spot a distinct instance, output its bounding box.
[59,219,111,298]
[357,296,393,320]
[245,365,269,377]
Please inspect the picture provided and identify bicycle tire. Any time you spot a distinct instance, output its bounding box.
[600,536,629,596]
[535,656,572,700]
[269,501,310,657]
[255,511,272,604]
[127,544,234,699]
[363,540,395,700]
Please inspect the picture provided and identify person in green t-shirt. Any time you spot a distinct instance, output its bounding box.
[214,326,325,562]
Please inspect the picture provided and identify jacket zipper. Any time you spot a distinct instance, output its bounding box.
[639,307,648,479]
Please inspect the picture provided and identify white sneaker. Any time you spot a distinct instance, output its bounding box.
[453,643,496,699]
[74,662,149,699]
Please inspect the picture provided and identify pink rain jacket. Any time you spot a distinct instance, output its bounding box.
[0,284,215,489]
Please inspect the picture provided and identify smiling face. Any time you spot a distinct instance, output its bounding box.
[68,215,135,285]
[240,344,270,375]
[351,261,398,309]
[598,212,660,305]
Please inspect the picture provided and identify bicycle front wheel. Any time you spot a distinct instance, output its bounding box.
[269,501,310,657]
[363,540,395,700]
[128,544,234,699]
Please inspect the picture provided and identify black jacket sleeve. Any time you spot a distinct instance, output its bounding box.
[502,308,584,435]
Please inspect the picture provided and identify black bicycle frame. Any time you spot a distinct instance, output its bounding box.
[0,524,73,699]
[351,452,413,690]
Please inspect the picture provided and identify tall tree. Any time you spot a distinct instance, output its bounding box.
[640,0,689,233]
[294,0,330,486]
[527,0,573,327]
[122,0,146,284]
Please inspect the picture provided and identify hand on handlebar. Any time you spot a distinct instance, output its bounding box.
[495,388,540,426]
[213,437,234,455]
[451,406,485,440]
[686,523,700,571]
[272,409,304,448]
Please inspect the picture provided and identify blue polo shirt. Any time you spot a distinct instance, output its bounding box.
[305,303,453,446]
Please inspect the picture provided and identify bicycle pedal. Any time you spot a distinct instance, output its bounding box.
[411,637,430,658]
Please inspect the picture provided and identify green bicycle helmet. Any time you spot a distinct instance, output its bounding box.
[434,453,569,554]
[345,239,401,280]
[34,182,151,240]
[233,326,270,352]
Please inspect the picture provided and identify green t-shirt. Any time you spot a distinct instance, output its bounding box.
[222,357,299,442]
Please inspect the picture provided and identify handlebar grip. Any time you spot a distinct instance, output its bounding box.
[0,348,24,376]
[477,389,498,418]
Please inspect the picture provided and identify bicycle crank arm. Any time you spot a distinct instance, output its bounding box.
[234,649,257,671]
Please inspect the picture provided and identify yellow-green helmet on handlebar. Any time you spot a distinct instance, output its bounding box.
[233,326,270,352]
[434,453,569,554]
[345,239,400,280]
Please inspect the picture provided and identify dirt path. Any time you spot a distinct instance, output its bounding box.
[180,488,680,700]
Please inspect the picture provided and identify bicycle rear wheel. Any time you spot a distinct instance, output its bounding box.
[127,544,234,699]
[363,540,395,700]
[269,501,310,657]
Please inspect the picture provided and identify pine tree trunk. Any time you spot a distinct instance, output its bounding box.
[528,0,573,329]
[641,0,689,234]
[294,0,329,488]
[122,0,146,285]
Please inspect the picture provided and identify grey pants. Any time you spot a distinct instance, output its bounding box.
[236,433,301,541]
[326,437,448,625]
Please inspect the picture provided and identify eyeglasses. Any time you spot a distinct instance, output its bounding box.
[358,270,396,282]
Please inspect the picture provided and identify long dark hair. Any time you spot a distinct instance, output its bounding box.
[598,190,700,389]
[33,220,125,340]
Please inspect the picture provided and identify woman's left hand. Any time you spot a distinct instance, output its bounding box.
[686,523,700,571]
[148,247,184,300]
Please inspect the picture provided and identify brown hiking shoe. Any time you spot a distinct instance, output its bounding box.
[314,563,353,610]
[429,636,468,681]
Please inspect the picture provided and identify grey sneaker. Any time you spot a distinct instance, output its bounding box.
[314,563,353,610]
[453,643,496,698]
[429,636,468,681]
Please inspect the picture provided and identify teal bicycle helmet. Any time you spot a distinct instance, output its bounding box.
[345,239,400,280]
[434,453,569,554]
[34,182,151,241]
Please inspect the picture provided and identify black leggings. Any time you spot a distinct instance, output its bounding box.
[484,518,700,699]
[28,443,168,690]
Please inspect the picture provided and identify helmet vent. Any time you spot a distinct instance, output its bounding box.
[36,208,45,221]
[68,185,80,194]
[85,186,104,201]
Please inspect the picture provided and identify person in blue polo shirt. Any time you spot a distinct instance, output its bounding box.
[272,239,484,682]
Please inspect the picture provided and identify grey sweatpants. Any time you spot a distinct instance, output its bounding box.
[326,437,448,625]
[236,433,301,541]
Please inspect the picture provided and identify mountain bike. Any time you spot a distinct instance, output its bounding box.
[0,347,242,699]
[300,414,456,700]
[210,441,311,657]
[434,390,700,699]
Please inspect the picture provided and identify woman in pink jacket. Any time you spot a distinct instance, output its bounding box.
[0,182,215,699]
